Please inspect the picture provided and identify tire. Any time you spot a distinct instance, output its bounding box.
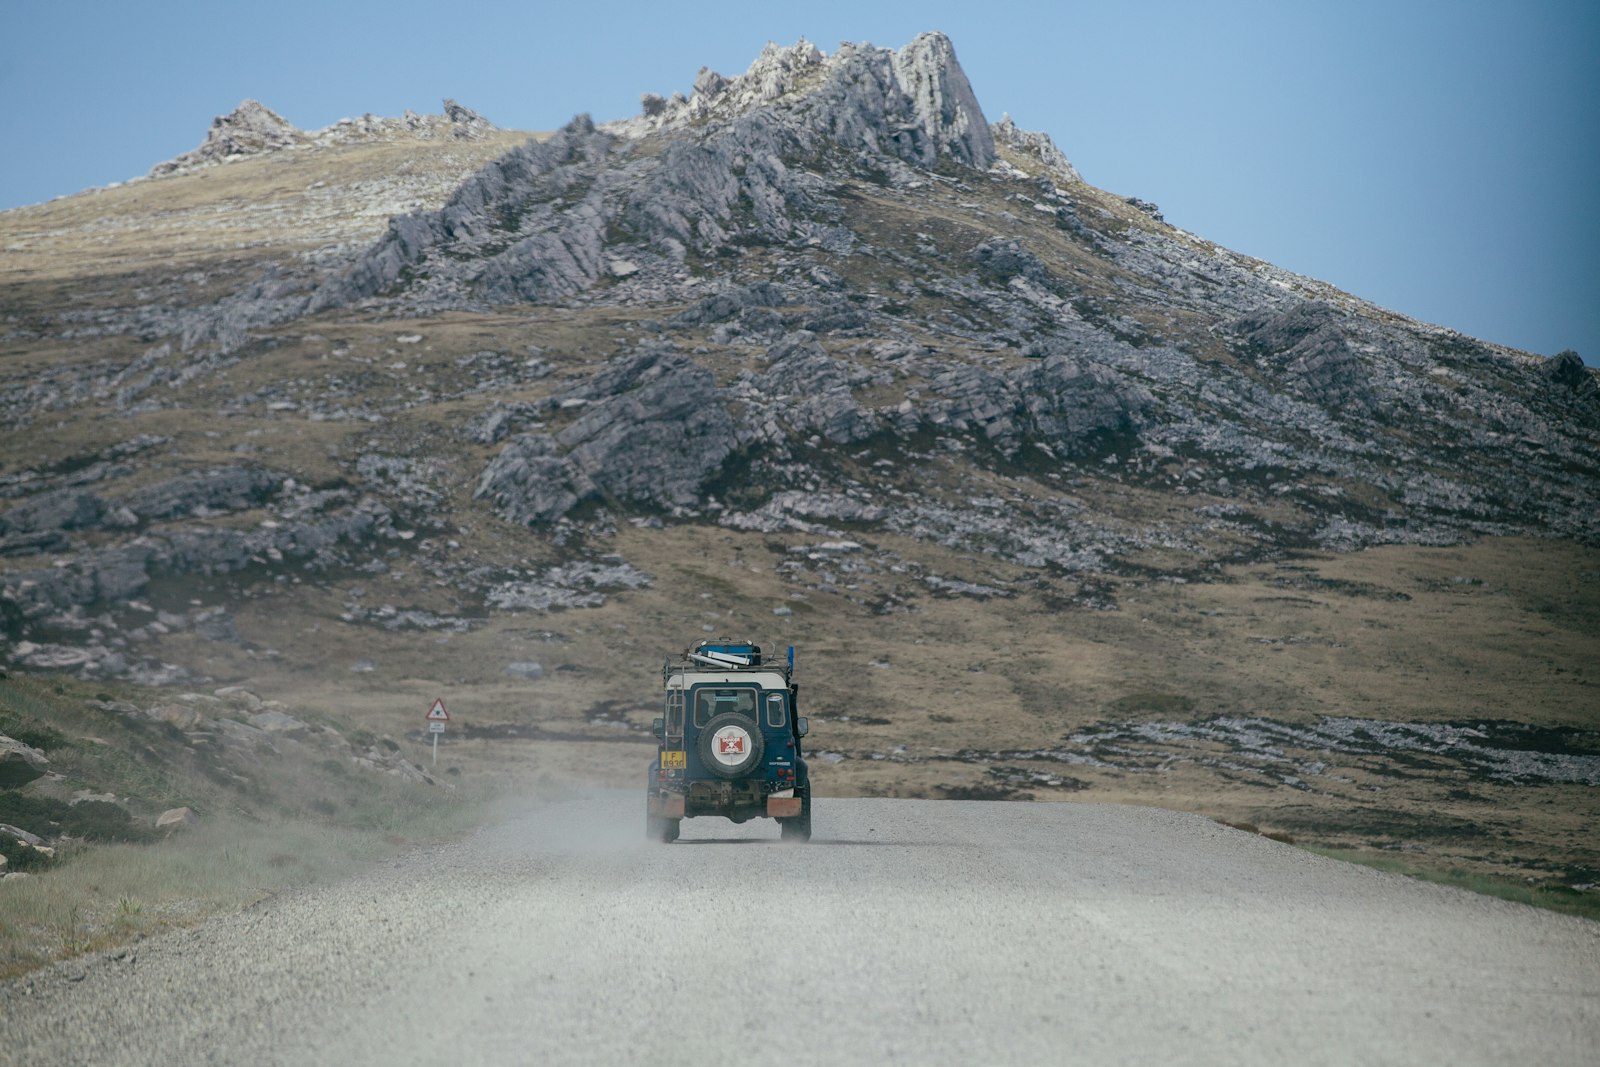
[695,712,764,778]
[643,764,668,844]
[660,818,680,844]
[780,790,811,843]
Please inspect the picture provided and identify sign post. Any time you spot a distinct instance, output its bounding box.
[425,698,450,765]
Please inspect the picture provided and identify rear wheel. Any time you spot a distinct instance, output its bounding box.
[660,817,680,843]
[645,762,673,843]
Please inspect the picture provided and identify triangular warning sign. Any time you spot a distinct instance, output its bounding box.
[425,698,450,722]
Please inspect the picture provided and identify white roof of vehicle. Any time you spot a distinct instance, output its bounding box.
[666,670,788,690]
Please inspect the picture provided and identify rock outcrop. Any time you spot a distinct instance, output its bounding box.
[1231,302,1379,412]
[476,348,737,524]
[607,31,993,170]
[149,100,307,177]
[474,327,1155,528]
[315,33,996,312]
[991,113,1082,185]
[147,98,499,180]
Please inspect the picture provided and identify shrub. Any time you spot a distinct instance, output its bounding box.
[62,801,150,843]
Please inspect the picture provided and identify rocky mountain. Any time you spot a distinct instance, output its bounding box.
[0,30,1595,702]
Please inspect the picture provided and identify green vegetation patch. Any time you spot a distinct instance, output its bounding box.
[1305,846,1600,924]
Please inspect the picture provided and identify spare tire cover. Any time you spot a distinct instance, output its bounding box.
[697,712,764,778]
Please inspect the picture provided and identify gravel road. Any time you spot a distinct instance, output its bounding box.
[4,793,1597,1065]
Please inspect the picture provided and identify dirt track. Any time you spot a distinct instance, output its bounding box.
[4,793,1597,1065]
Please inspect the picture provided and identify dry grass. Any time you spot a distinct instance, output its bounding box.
[0,129,540,284]
[0,672,503,976]
[0,807,489,977]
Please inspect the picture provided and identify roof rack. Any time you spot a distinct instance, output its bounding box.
[663,640,794,683]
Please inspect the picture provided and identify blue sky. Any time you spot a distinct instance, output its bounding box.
[4,0,1595,363]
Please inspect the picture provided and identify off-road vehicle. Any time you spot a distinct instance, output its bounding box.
[646,640,811,843]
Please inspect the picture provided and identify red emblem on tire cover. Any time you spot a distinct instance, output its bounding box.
[719,735,744,754]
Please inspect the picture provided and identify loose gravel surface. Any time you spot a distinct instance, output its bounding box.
[4,793,1598,1065]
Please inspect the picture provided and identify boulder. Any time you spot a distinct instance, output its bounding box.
[9,642,97,670]
[19,773,72,802]
[0,488,105,536]
[671,282,788,327]
[0,529,70,556]
[214,718,272,750]
[970,237,1050,284]
[192,608,241,643]
[155,807,198,833]
[121,466,280,523]
[505,662,545,680]
[442,98,494,138]
[248,710,311,737]
[0,823,44,847]
[214,686,265,711]
[149,704,206,730]
[0,735,49,788]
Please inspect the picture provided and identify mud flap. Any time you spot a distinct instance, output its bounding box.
[767,796,803,818]
[648,793,686,818]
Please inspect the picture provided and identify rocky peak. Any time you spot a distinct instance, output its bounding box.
[617,38,825,134]
[149,100,305,177]
[605,32,994,170]
[316,33,1006,313]
[890,32,995,169]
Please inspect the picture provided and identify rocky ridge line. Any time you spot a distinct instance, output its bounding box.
[146,98,497,180]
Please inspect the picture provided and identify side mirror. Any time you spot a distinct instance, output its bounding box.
[651,717,665,740]
[795,716,808,739]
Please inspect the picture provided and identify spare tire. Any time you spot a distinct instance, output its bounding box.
[697,712,764,778]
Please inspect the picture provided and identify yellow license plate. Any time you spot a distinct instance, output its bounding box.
[660,750,686,769]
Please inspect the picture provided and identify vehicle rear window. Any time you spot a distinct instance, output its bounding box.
[765,691,787,728]
[694,688,756,726]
